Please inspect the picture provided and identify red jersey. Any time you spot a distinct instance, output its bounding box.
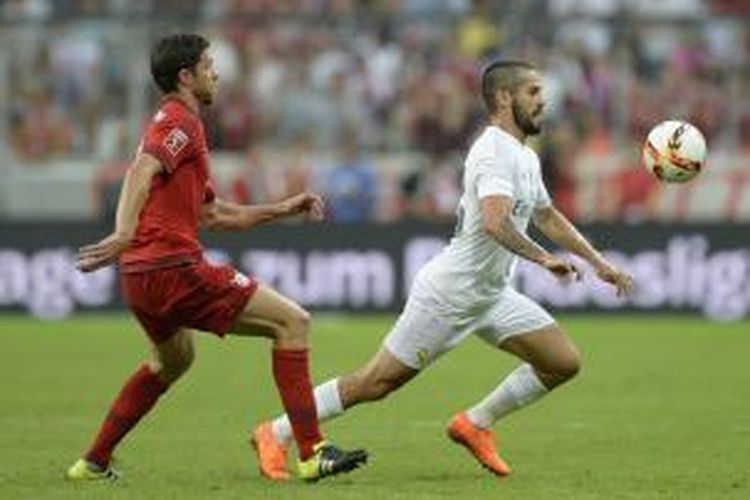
[120,95,215,273]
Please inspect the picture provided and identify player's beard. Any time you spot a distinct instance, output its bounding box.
[193,80,216,106]
[195,87,214,106]
[512,100,542,136]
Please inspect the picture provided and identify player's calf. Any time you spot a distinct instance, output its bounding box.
[344,372,396,403]
[501,326,582,390]
[338,348,418,407]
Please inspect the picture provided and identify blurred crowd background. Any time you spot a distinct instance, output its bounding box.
[0,0,748,224]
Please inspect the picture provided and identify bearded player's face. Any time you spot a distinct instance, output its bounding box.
[511,72,544,136]
[189,51,218,106]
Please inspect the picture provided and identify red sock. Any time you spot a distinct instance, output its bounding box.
[85,364,167,467]
[271,348,323,460]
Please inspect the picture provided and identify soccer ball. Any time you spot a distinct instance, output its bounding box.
[642,120,706,183]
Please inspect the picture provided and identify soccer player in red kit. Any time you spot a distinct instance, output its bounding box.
[64,33,367,482]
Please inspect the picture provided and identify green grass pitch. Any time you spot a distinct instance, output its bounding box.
[1,313,749,499]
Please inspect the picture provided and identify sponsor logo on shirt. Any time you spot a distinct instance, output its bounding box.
[512,200,532,217]
[163,128,189,156]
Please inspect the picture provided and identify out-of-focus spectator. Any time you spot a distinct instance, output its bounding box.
[229,134,316,205]
[89,119,129,222]
[401,0,470,18]
[455,0,502,59]
[539,121,580,220]
[228,145,269,205]
[9,84,73,161]
[4,1,744,165]
[711,0,750,14]
[274,63,327,147]
[272,133,316,202]
[1,0,52,21]
[741,72,750,148]
[409,72,475,155]
[400,151,461,221]
[0,1,747,223]
[600,142,661,223]
[322,131,378,223]
[364,24,403,121]
[212,79,258,150]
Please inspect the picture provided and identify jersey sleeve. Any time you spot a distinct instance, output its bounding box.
[141,116,198,175]
[475,155,516,199]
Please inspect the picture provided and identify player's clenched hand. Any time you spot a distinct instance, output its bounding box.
[77,232,132,273]
[595,261,634,297]
[541,254,582,283]
[282,192,325,221]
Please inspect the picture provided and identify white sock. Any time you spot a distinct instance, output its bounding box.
[465,364,549,429]
[271,378,344,445]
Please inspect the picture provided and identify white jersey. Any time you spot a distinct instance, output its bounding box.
[412,125,552,318]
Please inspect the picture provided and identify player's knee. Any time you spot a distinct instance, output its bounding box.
[280,308,311,340]
[534,350,581,389]
[552,351,582,383]
[271,308,311,348]
[150,350,194,385]
[290,309,311,335]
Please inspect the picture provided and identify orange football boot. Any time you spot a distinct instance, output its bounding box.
[447,413,511,477]
[251,422,290,481]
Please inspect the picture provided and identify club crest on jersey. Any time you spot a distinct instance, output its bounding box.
[416,348,432,368]
[512,200,532,217]
[163,128,189,156]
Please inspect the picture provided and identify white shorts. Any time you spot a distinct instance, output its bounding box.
[384,287,555,369]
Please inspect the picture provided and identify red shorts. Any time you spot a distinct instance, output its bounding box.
[121,261,258,344]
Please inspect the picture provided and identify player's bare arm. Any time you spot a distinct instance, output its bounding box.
[480,195,580,280]
[200,192,325,231]
[76,153,162,273]
[532,205,634,295]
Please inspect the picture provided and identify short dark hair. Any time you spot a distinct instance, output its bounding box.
[481,60,535,113]
[150,34,210,93]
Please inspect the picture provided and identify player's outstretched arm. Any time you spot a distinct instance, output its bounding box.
[77,154,162,273]
[480,195,580,280]
[200,192,325,231]
[532,205,634,296]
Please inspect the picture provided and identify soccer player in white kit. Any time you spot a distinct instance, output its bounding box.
[252,60,634,479]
